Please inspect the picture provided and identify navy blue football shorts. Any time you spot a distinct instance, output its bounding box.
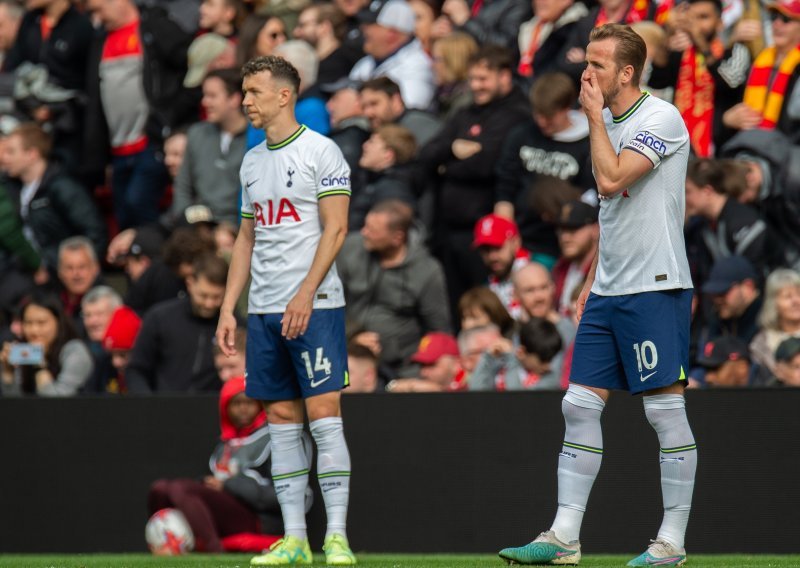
[245,307,349,401]
[569,289,692,394]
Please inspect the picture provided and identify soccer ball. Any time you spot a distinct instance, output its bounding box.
[145,508,195,555]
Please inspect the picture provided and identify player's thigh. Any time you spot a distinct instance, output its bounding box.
[569,293,627,391]
[613,289,692,395]
[283,307,349,399]
[245,314,302,402]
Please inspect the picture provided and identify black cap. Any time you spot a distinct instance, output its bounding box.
[128,226,164,259]
[319,77,362,94]
[775,337,800,362]
[557,201,598,229]
[697,336,750,368]
[702,255,758,295]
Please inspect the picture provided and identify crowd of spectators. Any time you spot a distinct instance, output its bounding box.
[0,0,799,397]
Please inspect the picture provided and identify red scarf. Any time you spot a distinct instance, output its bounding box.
[674,41,722,157]
[743,45,800,129]
[518,21,545,77]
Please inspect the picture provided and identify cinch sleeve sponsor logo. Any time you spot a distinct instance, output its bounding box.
[321,175,350,187]
[632,131,668,155]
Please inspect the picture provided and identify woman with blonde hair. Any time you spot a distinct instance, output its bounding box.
[431,32,478,120]
[750,268,800,375]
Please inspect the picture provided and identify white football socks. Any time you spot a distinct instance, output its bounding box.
[310,417,352,539]
[644,394,697,551]
[269,422,310,540]
[551,384,605,544]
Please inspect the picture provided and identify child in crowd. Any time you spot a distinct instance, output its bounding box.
[147,377,313,553]
[470,317,563,390]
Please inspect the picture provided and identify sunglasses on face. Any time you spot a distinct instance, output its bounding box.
[770,11,794,23]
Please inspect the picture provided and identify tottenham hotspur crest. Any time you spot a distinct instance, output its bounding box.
[287,168,296,187]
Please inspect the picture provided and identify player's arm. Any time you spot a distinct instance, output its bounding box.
[217,217,255,356]
[580,72,654,197]
[282,195,349,340]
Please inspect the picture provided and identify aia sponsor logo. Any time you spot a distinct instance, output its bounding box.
[253,198,301,225]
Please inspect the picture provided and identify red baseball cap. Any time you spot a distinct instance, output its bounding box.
[102,306,142,351]
[410,332,459,365]
[769,0,800,20]
[472,214,519,248]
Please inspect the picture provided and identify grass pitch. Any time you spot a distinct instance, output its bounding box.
[0,554,798,568]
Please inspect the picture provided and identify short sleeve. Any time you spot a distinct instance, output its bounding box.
[623,106,689,169]
[240,160,254,220]
[315,142,352,200]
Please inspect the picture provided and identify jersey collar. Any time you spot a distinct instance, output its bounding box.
[267,124,307,150]
[611,91,649,124]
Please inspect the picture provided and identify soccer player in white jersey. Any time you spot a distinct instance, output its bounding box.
[216,56,355,566]
[499,24,696,567]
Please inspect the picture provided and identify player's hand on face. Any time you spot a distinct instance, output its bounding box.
[579,71,603,117]
[216,312,238,357]
[282,289,313,340]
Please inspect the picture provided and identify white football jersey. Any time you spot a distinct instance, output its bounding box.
[240,125,350,313]
[592,93,694,296]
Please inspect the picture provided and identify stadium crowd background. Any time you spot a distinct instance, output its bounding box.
[0,0,799,398]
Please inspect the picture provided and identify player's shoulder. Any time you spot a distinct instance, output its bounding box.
[640,93,681,120]
[299,126,344,155]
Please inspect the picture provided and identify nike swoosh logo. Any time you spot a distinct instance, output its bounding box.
[310,376,331,388]
[246,179,259,188]
[640,371,657,382]
[555,552,574,557]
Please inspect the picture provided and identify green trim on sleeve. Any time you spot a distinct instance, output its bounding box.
[318,189,351,200]
[240,212,255,219]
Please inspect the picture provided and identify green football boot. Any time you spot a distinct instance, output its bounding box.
[251,535,313,566]
[499,530,581,565]
[323,533,357,565]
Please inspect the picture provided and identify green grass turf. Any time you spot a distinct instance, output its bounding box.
[0,555,799,568]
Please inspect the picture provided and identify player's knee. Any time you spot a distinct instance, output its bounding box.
[563,384,605,412]
[266,400,304,423]
[643,394,686,430]
[305,393,341,423]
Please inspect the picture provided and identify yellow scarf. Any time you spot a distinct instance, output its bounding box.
[743,45,800,129]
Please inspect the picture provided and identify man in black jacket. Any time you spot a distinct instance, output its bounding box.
[126,253,229,394]
[3,0,93,168]
[494,71,594,262]
[83,0,193,229]
[420,44,530,310]
[1,123,106,272]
